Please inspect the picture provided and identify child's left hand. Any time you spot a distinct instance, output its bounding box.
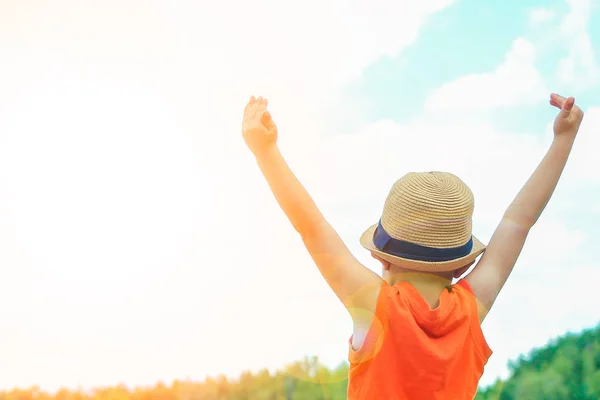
[550,93,584,138]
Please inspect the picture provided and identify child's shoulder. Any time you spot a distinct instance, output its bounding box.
[453,279,489,323]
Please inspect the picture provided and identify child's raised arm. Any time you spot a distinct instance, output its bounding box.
[466,93,585,320]
[242,96,384,317]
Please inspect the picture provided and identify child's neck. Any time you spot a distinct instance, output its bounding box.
[386,271,452,287]
[387,272,453,309]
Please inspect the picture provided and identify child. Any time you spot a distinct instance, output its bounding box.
[241,93,584,399]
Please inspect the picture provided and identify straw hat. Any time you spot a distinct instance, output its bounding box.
[360,171,486,272]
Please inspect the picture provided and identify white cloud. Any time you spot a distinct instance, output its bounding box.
[556,0,600,88]
[424,38,547,112]
[524,0,598,92]
[557,36,600,88]
[562,106,600,183]
[559,0,592,37]
[528,7,556,26]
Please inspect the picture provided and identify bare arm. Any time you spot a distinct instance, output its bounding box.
[466,94,584,318]
[243,97,383,317]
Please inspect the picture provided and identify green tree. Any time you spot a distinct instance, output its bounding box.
[513,369,569,400]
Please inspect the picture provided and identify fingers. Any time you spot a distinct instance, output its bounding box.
[248,95,267,104]
[245,95,270,121]
[262,110,273,124]
[549,93,576,115]
[557,96,575,118]
[550,93,566,108]
[562,97,575,113]
[254,97,267,119]
[244,96,256,115]
[246,96,267,107]
[261,109,273,123]
[262,110,278,132]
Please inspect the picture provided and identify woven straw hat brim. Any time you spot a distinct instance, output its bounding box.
[360,223,486,272]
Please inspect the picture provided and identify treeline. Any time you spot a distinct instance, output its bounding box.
[0,357,349,400]
[476,323,600,399]
[2,323,599,400]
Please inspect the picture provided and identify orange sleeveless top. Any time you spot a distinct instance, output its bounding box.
[347,279,492,400]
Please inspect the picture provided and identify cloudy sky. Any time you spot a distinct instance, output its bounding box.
[0,0,598,393]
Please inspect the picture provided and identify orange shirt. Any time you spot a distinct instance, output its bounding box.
[347,279,492,400]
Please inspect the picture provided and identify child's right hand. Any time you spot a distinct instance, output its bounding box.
[242,96,278,156]
[550,93,584,139]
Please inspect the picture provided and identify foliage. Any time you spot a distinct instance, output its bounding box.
[476,323,600,400]
[0,357,349,400]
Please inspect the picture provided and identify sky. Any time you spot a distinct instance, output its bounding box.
[0,0,599,393]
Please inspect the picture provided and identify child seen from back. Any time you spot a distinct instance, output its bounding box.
[241,93,584,399]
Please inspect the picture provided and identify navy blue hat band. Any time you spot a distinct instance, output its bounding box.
[372,220,473,262]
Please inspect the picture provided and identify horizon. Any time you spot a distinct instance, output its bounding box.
[2,320,600,394]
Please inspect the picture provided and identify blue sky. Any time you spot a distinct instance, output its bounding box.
[0,0,598,393]
[344,0,599,128]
